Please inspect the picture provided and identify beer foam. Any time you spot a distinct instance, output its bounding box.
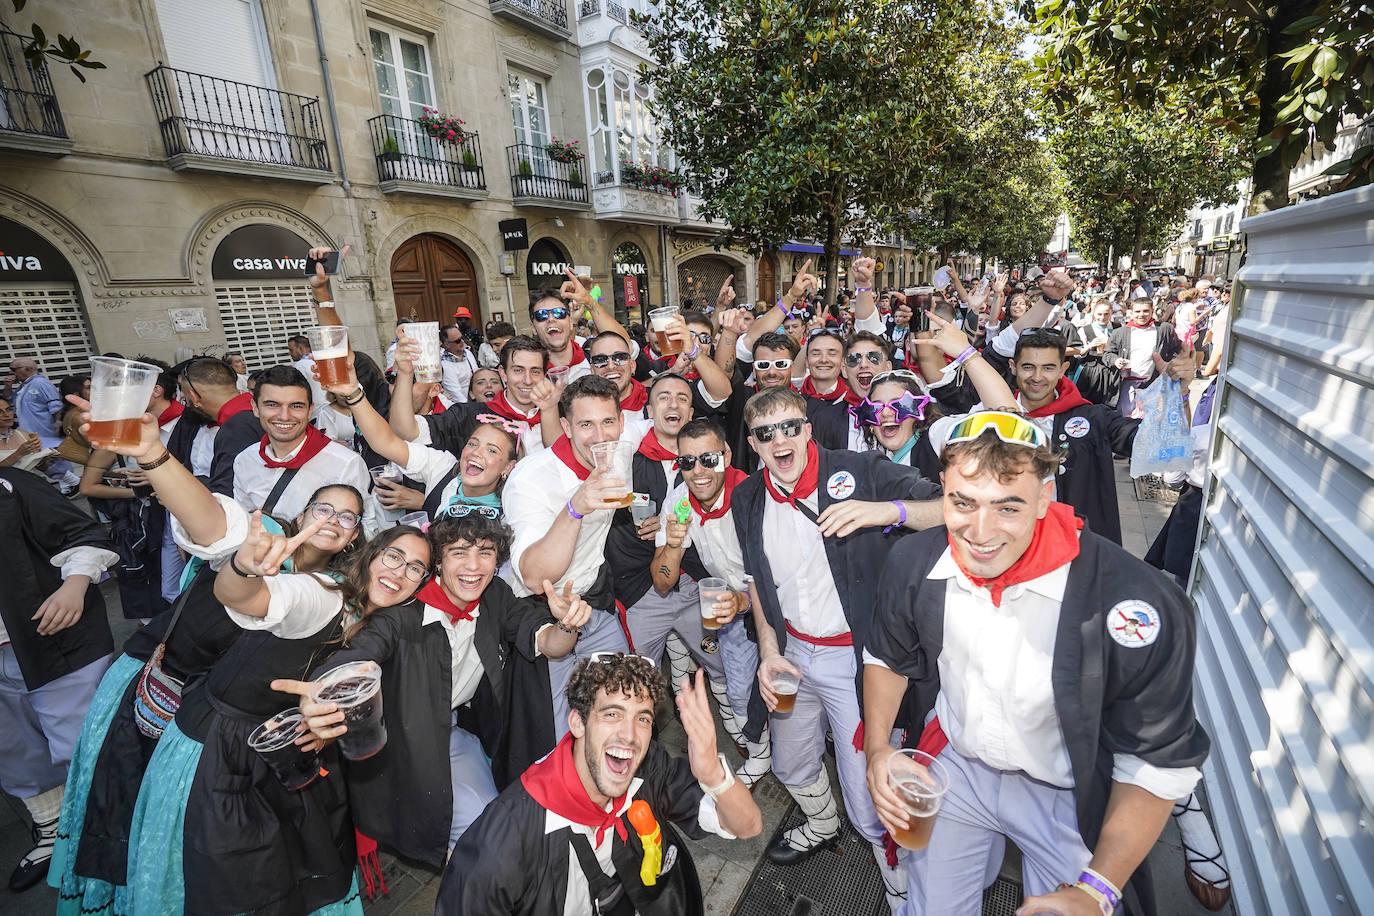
[313,344,349,360]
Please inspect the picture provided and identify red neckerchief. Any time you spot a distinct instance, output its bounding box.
[636,428,676,461]
[800,376,850,402]
[257,424,331,470]
[657,353,700,381]
[620,379,648,412]
[521,734,628,846]
[554,340,587,367]
[416,579,478,625]
[1024,377,1092,418]
[157,401,184,426]
[215,391,254,427]
[763,440,820,509]
[1127,318,1156,329]
[551,435,592,481]
[430,396,447,415]
[948,501,1083,607]
[690,467,748,523]
[486,390,537,426]
[842,386,864,408]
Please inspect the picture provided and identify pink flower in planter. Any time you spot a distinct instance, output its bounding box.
[446,130,456,140]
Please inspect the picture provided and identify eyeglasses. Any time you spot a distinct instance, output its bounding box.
[442,502,501,520]
[533,307,570,322]
[844,351,885,368]
[588,351,632,368]
[691,331,713,345]
[588,650,658,667]
[308,501,362,530]
[378,546,429,582]
[475,413,523,434]
[753,358,792,371]
[673,451,724,471]
[749,417,806,442]
[945,411,1046,449]
[849,391,931,427]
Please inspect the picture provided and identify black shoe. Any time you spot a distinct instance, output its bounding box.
[8,845,53,893]
[766,833,839,866]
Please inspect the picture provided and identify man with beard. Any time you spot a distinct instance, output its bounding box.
[528,269,638,384]
[435,654,761,915]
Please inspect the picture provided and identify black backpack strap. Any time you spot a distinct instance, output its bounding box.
[261,466,301,517]
[568,832,634,916]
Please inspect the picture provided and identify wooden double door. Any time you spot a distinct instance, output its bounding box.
[390,233,479,325]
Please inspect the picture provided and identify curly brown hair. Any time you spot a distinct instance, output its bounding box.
[941,418,1061,484]
[566,653,667,724]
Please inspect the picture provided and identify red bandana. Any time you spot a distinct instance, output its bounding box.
[1024,377,1092,418]
[486,390,537,426]
[521,734,629,846]
[1127,318,1156,330]
[157,400,184,427]
[763,440,820,510]
[842,386,864,408]
[257,424,331,470]
[555,340,587,367]
[800,376,850,402]
[948,501,1083,607]
[620,379,648,413]
[690,467,748,522]
[215,391,254,427]
[551,435,592,481]
[636,428,677,462]
[430,396,447,415]
[416,580,478,625]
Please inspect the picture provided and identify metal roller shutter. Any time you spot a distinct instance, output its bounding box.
[0,285,95,378]
[214,283,316,370]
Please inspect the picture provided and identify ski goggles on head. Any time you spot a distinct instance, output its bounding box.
[849,391,931,427]
[441,502,501,520]
[944,411,1046,449]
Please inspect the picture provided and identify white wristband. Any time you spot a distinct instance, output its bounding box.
[313,299,333,307]
[699,752,734,798]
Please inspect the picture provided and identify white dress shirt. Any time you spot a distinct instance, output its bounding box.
[441,350,478,404]
[232,436,378,534]
[226,571,343,640]
[657,482,747,590]
[760,491,847,637]
[421,603,485,708]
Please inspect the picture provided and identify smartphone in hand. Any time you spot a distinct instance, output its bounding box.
[304,250,342,277]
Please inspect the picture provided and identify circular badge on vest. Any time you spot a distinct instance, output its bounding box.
[826,470,856,500]
[699,635,719,655]
[1107,600,1161,648]
[1064,416,1092,438]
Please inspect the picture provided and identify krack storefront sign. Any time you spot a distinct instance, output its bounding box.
[526,238,573,286]
[0,218,76,281]
[212,224,314,280]
[499,218,529,251]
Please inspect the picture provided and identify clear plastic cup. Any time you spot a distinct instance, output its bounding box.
[369,464,402,486]
[546,365,570,386]
[398,510,428,529]
[590,440,635,509]
[698,577,729,631]
[770,669,800,713]
[88,356,160,449]
[306,326,350,388]
[310,661,386,760]
[886,749,950,850]
[648,305,682,355]
[402,321,441,383]
[630,497,657,526]
[248,709,321,791]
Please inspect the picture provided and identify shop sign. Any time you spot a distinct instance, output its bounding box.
[499,218,529,251]
[0,217,76,281]
[526,238,573,284]
[211,224,314,279]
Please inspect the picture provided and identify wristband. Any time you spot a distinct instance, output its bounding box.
[556,621,581,636]
[1068,882,1112,916]
[565,499,585,520]
[1078,869,1121,909]
[685,344,701,361]
[952,345,978,366]
[883,500,907,533]
[138,449,173,471]
[229,555,261,579]
[313,299,333,307]
[777,298,794,320]
[342,387,366,406]
[698,753,735,798]
[855,286,873,292]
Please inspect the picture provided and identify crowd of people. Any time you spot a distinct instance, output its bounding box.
[0,247,1235,916]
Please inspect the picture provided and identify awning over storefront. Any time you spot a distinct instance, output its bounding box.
[779,242,862,257]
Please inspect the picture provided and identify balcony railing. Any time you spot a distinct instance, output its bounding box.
[507,143,588,205]
[0,28,70,151]
[145,65,330,174]
[369,114,486,195]
[489,0,569,38]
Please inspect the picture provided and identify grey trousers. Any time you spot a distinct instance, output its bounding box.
[624,576,725,680]
[448,717,498,850]
[0,647,110,798]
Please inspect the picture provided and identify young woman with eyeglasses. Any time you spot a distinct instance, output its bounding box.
[47,402,371,914]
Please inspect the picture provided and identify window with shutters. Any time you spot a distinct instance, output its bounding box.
[0,286,95,379]
[215,283,316,370]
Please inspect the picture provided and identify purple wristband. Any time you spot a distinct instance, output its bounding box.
[565,499,585,520]
[1077,870,1120,909]
[953,345,978,365]
[777,298,794,320]
[883,500,908,533]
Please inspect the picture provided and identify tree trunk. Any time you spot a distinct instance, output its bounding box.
[823,208,841,304]
[1250,2,1319,213]
[1131,220,1145,272]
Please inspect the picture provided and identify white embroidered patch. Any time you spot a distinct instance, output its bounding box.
[659,844,678,876]
[1064,417,1091,438]
[826,470,856,500]
[1107,600,1161,648]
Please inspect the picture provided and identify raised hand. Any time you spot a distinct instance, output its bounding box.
[530,376,561,412]
[850,256,875,288]
[676,670,722,782]
[717,306,748,336]
[544,578,592,631]
[559,267,593,312]
[393,338,421,376]
[307,244,350,296]
[911,311,973,359]
[235,509,329,578]
[716,274,736,310]
[312,349,358,395]
[787,258,817,301]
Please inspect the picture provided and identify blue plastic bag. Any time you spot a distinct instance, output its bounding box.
[1129,377,1193,477]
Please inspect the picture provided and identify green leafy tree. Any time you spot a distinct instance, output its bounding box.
[641,0,979,295]
[1051,103,1248,267]
[1025,0,1372,212]
[975,141,1064,267]
[8,0,105,82]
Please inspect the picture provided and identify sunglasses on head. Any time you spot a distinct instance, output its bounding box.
[533,307,570,322]
[749,418,805,442]
[588,351,632,368]
[673,450,724,471]
[944,411,1046,449]
[848,391,931,427]
[588,650,658,667]
[441,501,501,519]
[753,358,792,371]
[844,351,885,368]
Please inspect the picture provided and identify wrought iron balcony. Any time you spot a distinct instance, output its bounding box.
[489,0,570,39]
[145,65,331,181]
[507,143,588,207]
[369,114,487,199]
[0,28,71,155]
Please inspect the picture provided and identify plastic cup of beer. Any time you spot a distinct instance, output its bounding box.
[306,326,350,388]
[770,669,800,714]
[590,440,635,509]
[248,709,321,791]
[649,306,683,355]
[698,577,729,631]
[310,661,386,760]
[402,321,442,383]
[630,497,657,526]
[87,356,160,449]
[886,749,950,851]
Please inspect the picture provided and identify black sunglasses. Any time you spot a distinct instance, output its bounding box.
[844,351,885,368]
[533,307,570,322]
[673,451,725,471]
[588,351,632,368]
[749,418,805,442]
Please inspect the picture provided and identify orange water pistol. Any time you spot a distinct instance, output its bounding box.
[626,800,662,886]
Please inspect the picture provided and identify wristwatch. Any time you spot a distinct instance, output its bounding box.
[699,753,735,798]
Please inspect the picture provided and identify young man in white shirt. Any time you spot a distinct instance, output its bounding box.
[232,365,377,534]
[440,324,479,404]
[502,375,652,739]
[527,269,638,384]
